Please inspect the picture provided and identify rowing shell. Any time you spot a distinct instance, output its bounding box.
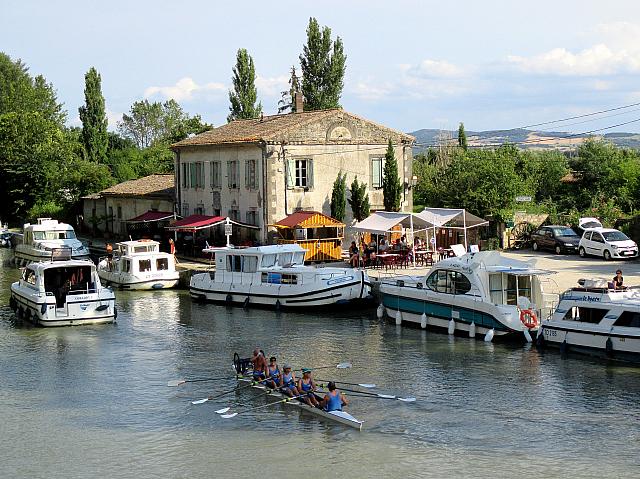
[237,377,363,430]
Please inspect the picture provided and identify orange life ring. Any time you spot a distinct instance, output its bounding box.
[520,309,538,329]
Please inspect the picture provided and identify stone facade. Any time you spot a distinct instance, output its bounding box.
[173,109,415,243]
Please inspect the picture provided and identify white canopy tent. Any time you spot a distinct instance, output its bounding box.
[416,208,489,251]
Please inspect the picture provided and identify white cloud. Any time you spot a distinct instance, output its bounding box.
[595,21,640,52]
[144,77,226,102]
[255,75,289,97]
[507,43,640,76]
[402,59,465,79]
[351,80,394,101]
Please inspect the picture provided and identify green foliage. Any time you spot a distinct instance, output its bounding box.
[382,140,402,211]
[228,48,262,122]
[586,194,624,228]
[299,17,346,111]
[27,200,65,222]
[78,67,108,164]
[458,122,467,151]
[330,172,347,221]
[348,176,370,221]
[278,66,302,113]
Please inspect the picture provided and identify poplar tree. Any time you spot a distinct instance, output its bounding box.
[78,67,108,164]
[382,140,402,211]
[299,17,346,111]
[348,176,370,221]
[458,122,468,151]
[228,48,262,122]
[330,171,347,221]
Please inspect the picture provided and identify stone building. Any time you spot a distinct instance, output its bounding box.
[171,109,415,243]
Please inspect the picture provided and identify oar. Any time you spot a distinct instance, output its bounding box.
[220,393,307,419]
[316,378,376,388]
[190,378,268,405]
[168,375,240,387]
[317,385,416,402]
[301,362,352,371]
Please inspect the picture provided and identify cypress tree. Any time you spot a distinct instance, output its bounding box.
[78,67,108,164]
[382,140,402,211]
[330,171,346,221]
[299,17,346,111]
[228,49,262,122]
[458,122,468,151]
[348,176,370,221]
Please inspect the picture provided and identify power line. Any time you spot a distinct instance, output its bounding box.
[518,101,640,129]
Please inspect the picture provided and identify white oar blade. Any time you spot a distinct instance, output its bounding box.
[377,394,396,399]
[215,407,230,414]
[336,362,352,369]
[358,383,376,388]
[220,413,238,419]
[167,380,184,387]
[398,397,416,402]
[191,398,209,405]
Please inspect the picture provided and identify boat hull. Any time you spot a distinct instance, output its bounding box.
[237,377,363,430]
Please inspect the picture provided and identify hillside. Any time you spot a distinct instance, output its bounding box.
[409,128,640,153]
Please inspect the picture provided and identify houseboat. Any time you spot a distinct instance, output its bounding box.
[189,244,371,308]
[10,248,116,326]
[13,218,90,265]
[539,279,640,362]
[97,240,179,290]
[378,251,558,341]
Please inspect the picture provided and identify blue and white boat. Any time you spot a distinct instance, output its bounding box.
[190,244,371,308]
[378,251,558,341]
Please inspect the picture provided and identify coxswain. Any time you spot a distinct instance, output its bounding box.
[280,364,299,397]
[265,356,281,389]
[251,349,268,383]
[297,368,319,407]
[321,381,349,412]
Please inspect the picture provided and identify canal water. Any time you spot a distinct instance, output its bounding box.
[1,248,639,478]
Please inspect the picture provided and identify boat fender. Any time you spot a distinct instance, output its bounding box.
[420,313,427,329]
[523,329,532,343]
[17,306,24,319]
[25,308,32,321]
[484,329,494,342]
[469,322,476,338]
[40,303,47,315]
[226,294,233,304]
[395,310,402,325]
[448,319,455,335]
[9,296,16,311]
[114,307,118,319]
[536,330,545,349]
[560,340,568,357]
[275,299,281,311]
[243,297,250,309]
[605,337,614,358]
[376,304,385,319]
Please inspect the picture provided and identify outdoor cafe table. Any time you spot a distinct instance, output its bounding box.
[414,250,433,266]
[376,253,400,270]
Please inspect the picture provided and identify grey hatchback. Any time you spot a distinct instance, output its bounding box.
[530,225,581,254]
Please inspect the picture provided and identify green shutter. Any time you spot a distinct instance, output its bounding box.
[286,159,295,188]
[307,159,314,188]
[190,163,196,188]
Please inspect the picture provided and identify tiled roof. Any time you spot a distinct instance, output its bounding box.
[172,109,414,148]
[100,174,175,198]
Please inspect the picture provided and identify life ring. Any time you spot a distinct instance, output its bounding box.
[520,309,538,329]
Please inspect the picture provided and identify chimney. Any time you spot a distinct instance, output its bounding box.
[294,92,304,113]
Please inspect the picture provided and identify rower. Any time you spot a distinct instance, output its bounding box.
[251,349,268,383]
[297,368,320,407]
[265,356,281,389]
[321,381,348,412]
[280,363,299,397]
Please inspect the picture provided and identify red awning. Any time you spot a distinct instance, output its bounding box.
[125,211,176,223]
[166,215,226,231]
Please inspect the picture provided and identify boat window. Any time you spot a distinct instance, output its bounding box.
[506,275,518,305]
[518,276,532,301]
[156,258,169,271]
[242,256,258,273]
[489,274,504,304]
[613,311,640,327]
[277,253,293,267]
[425,270,471,294]
[292,252,306,265]
[262,272,282,284]
[134,246,150,253]
[227,255,242,272]
[121,259,131,273]
[261,254,277,267]
[562,306,608,324]
[282,274,297,284]
[24,268,37,285]
[64,230,76,239]
[139,259,152,272]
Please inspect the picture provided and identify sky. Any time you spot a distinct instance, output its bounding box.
[3,0,640,135]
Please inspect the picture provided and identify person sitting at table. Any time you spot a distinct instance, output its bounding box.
[379,239,388,253]
[400,235,408,249]
[349,241,359,267]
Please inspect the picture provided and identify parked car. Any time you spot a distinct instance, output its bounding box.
[530,225,581,254]
[576,217,603,236]
[578,228,638,260]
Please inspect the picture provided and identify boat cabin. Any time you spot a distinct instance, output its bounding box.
[213,244,307,283]
[23,218,78,243]
[108,240,172,274]
[115,240,160,256]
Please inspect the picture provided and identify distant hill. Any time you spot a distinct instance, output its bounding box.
[409,128,640,153]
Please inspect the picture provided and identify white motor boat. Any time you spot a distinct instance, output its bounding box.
[9,248,116,326]
[378,251,558,341]
[14,218,90,265]
[97,240,179,290]
[189,244,371,308]
[539,278,640,362]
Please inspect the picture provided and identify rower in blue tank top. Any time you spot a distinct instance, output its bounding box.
[265,356,281,389]
[280,364,300,397]
[321,381,349,412]
[297,368,320,407]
